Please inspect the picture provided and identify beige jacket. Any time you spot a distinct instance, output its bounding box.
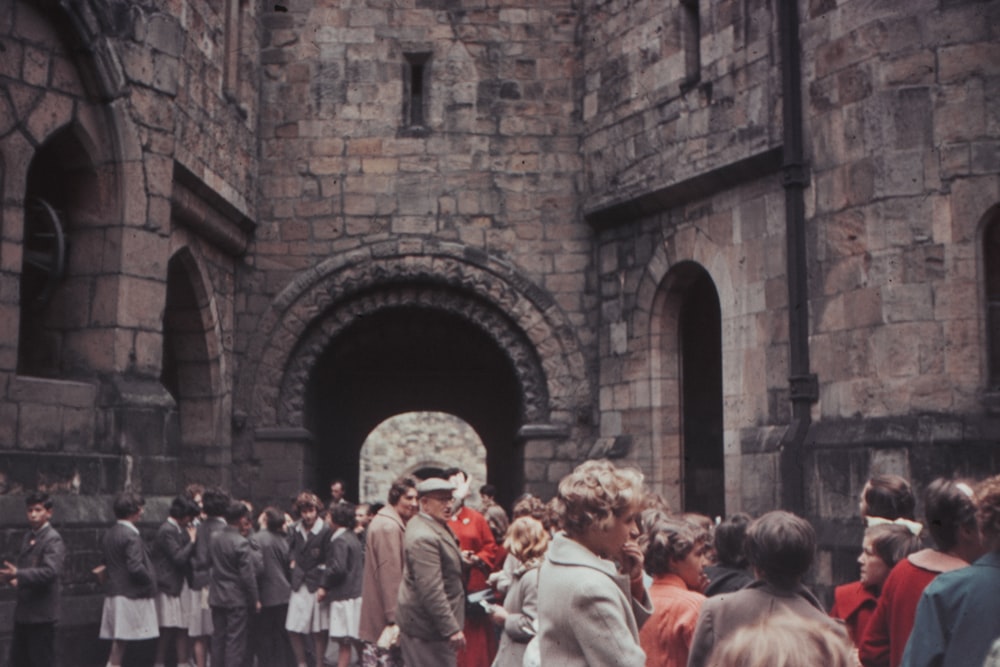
[359,506,406,643]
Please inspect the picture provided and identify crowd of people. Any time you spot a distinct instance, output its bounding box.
[2,462,1000,667]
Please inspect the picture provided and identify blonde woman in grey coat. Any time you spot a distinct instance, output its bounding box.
[488,517,549,667]
[535,460,651,667]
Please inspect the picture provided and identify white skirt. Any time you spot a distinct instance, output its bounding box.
[184,585,214,637]
[155,590,186,629]
[100,596,159,640]
[328,596,362,640]
[286,587,329,633]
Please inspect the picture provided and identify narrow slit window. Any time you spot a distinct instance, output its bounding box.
[404,52,431,128]
[985,215,1000,388]
[680,0,701,90]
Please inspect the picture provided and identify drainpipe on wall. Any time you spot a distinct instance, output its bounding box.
[778,0,818,512]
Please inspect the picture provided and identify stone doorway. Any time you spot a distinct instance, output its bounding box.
[303,303,523,508]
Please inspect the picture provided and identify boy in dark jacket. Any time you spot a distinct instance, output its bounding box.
[1,491,66,667]
[152,495,199,667]
[209,501,261,667]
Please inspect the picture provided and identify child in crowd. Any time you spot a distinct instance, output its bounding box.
[687,511,848,667]
[188,487,231,667]
[489,517,549,667]
[321,502,364,667]
[252,506,295,667]
[1,491,66,667]
[152,495,199,667]
[859,478,984,667]
[99,492,159,667]
[707,611,855,667]
[831,523,922,647]
[638,517,709,667]
[703,513,754,596]
[209,501,260,667]
[287,491,332,667]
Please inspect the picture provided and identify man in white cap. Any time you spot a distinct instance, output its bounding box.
[396,477,467,667]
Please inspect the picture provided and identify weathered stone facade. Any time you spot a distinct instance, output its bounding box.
[0,0,998,661]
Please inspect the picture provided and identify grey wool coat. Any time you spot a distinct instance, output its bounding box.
[396,512,465,642]
[492,563,540,667]
[536,533,652,667]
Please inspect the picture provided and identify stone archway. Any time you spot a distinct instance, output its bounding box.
[241,243,592,506]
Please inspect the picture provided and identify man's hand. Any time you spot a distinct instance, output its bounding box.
[448,630,466,652]
[0,560,17,580]
[255,601,262,613]
[316,587,327,603]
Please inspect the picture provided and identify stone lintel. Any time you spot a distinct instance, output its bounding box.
[171,161,255,256]
[516,423,570,441]
[584,147,784,230]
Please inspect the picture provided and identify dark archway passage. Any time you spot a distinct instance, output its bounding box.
[679,269,724,518]
[304,304,524,509]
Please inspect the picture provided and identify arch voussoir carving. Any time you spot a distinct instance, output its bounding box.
[244,248,591,432]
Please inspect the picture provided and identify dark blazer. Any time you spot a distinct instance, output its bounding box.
[152,519,195,596]
[12,523,66,623]
[396,512,465,641]
[253,529,292,607]
[322,529,363,601]
[190,516,227,590]
[288,520,332,593]
[102,521,156,599]
[209,525,259,609]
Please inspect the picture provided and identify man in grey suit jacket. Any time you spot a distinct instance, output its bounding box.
[397,478,466,667]
[209,501,261,667]
[1,492,66,667]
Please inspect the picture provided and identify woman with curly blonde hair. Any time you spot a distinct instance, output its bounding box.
[535,460,651,667]
[488,517,549,667]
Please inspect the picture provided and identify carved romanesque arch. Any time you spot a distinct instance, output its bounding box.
[243,242,591,432]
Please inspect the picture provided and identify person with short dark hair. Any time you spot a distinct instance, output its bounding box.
[250,506,294,667]
[359,476,418,667]
[859,478,984,667]
[687,511,848,667]
[188,487,231,667]
[703,513,754,597]
[286,491,332,667]
[861,475,917,524]
[99,491,159,667]
[902,474,1000,667]
[152,495,200,667]
[209,501,260,667]
[330,479,347,504]
[0,492,66,667]
[321,502,364,667]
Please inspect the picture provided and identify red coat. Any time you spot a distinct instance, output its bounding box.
[859,550,967,667]
[830,580,878,648]
[449,506,499,667]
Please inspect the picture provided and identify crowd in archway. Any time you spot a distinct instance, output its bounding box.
[3,464,1000,667]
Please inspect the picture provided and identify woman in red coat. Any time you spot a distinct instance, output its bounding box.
[446,469,500,667]
[830,523,921,647]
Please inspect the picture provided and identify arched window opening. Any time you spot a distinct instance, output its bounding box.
[359,411,488,506]
[161,251,219,459]
[18,127,100,378]
[679,269,724,518]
